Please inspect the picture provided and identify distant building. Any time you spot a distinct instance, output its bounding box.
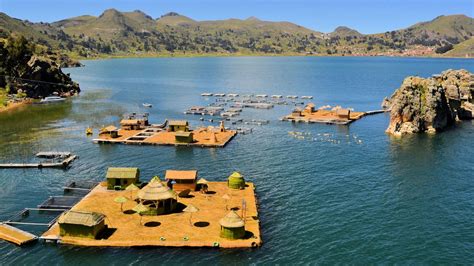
[99,125,119,138]
[219,211,245,239]
[106,167,140,190]
[169,120,189,132]
[228,172,245,189]
[174,131,194,143]
[336,109,351,120]
[120,119,145,130]
[58,210,106,239]
[137,179,177,215]
[165,170,198,192]
[291,108,302,117]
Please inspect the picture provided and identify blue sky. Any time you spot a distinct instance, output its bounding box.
[0,0,472,33]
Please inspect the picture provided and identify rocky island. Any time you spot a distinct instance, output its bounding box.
[384,69,474,136]
[0,35,80,111]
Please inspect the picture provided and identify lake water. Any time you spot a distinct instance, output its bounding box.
[0,57,473,264]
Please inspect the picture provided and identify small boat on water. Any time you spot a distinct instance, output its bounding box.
[301,96,313,99]
[287,95,298,99]
[142,103,153,108]
[201,92,213,96]
[40,96,65,103]
[86,127,93,135]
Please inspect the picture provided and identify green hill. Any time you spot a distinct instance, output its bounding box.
[0,10,472,58]
[445,37,474,57]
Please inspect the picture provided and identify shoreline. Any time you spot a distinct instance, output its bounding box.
[0,100,30,114]
[72,53,473,63]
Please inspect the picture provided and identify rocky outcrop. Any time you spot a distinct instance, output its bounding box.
[15,55,80,98]
[384,69,474,136]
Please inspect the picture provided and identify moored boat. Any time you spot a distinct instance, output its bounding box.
[40,96,65,103]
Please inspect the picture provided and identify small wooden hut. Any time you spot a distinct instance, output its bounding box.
[137,180,177,215]
[228,172,245,189]
[120,119,145,130]
[291,108,302,117]
[99,125,119,138]
[304,103,315,113]
[336,109,351,120]
[169,120,189,132]
[58,210,106,239]
[175,132,194,143]
[219,210,245,240]
[106,167,140,190]
[165,170,198,192]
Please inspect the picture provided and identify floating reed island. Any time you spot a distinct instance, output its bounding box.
[41,168,261,248]
[281,103,386,125]
[93,113,237,148]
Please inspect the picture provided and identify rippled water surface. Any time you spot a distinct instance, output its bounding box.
[0,57,473,264]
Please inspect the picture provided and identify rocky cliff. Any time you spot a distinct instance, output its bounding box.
[0,35,80,98]
[384,69,474,136]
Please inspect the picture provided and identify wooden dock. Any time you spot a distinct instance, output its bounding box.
[0,223,38,246]
[0,155,77,169]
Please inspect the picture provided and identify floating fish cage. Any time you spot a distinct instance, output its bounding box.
[37,196,82,210]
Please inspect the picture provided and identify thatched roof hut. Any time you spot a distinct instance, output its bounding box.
[58,210,106,239]
[228,172,245,189]
[138,181,177,201]
[106,167,140,190]
[137,181,177,215]
[219,211,245,239]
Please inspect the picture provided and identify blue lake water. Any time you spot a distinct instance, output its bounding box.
[0,56,473,264]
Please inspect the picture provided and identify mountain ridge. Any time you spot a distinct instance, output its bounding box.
[0,10,472,58]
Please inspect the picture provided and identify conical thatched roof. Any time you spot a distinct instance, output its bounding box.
[114,196,128,203]
[197,178,208,185]
[219,210,244,228]
[183,204,199,213]
[229,172,243,179]
[133,203,150,214]
[125,183,140,191]
[137,180,176,201]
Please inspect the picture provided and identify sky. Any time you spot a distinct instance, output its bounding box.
[0,0,472,34]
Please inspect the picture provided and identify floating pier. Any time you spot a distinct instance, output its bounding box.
[0,223,38,246]
[0,154,77,169]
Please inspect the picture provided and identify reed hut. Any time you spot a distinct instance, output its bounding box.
[165,170,197,192]
[336,109,351,120]
[304,103,315,113]
[219,210,245,239]
[58,210,106,239]
[175,132,194,143]
[169,120,189,132]
[99,125,119,138]
[120,119,145,130]
[228,172,245,189]
[291,108,302,117]
[106,167,140,190]
[137,180,177,215]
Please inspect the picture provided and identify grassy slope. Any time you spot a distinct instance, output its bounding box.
[1,10,473,58]
[445,37,474,57]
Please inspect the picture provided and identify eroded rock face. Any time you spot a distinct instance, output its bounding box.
[17,55,80,98]
[384,69,474,136]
